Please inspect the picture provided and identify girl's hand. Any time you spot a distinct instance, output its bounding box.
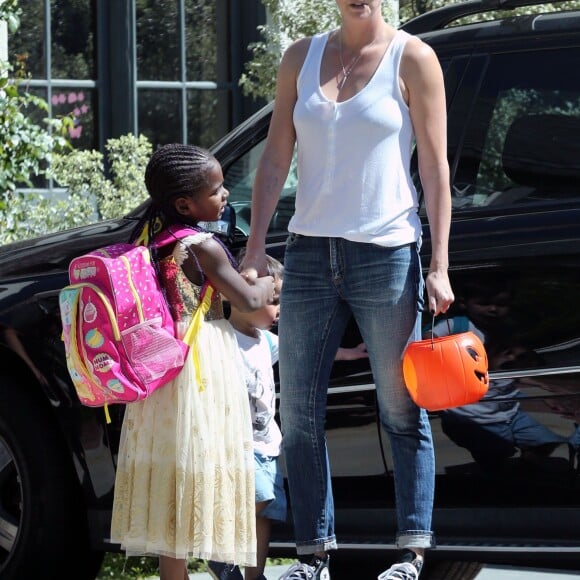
[254,275,276,304]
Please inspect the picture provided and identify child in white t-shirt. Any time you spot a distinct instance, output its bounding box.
[209,255,367,580]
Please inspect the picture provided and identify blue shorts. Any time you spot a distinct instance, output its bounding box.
[254,452,287,522]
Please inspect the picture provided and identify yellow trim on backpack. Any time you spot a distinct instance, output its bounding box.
[121,255,144,322]
[67,290,98,400]
[66,284,122,417]
[182,285,214,392]
[68,283,121,340]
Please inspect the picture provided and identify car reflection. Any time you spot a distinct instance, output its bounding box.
[428,275,579,478]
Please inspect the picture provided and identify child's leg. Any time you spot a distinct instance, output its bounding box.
[245,501,270,580]
[159,555,189,580]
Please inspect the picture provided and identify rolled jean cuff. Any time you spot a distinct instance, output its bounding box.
[296,537,338,555]
[396,531,435,550]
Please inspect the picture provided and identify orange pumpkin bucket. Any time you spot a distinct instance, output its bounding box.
[402,325,489,412]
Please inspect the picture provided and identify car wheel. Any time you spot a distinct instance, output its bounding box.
[0,377,104,580]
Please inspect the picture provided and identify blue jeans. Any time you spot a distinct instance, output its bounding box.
[278,235,434,554]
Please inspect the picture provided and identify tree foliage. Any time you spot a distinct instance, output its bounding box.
[0,3,70,186]
[240,0,338,100]
[240,0,580,101]
[239,0,410,101]
[0,0,73,243]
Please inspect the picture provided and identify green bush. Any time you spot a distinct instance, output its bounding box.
[96,553,293,578]
[0,133,152,245]
[51,133,152,221]
[1,2,151,245]
[96,553,205,579]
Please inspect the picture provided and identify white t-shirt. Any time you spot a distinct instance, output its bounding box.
[232,326,282,457]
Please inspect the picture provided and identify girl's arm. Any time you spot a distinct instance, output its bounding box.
[401,37,454,316]
[187,236,274,312]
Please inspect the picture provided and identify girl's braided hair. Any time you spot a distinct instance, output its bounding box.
[145,143,215,220]
[131,143,237,278]
[131,143,216,243]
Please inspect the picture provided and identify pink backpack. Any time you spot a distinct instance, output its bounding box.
[58,226,198,410]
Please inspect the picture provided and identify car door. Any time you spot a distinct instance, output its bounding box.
[422,41,580,543]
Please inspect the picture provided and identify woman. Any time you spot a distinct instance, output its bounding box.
[241,2,454,579]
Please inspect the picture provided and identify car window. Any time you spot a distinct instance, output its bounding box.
[224,141,298,237]
[452,47,580,210]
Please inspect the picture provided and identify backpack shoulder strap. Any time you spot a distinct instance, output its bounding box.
[182,283,214,392]
[155,226,238,270]
[153,226,202,249]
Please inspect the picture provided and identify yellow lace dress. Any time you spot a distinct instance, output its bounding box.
[110,232,256,566]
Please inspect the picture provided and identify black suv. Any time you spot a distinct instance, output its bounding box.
[1,2,580,579]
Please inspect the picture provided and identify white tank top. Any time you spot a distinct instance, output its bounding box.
[289,29,422,247]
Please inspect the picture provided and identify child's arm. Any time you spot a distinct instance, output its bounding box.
[335,342,368,361]
[187,236,274,311]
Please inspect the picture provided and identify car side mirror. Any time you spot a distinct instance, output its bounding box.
[198,203,237,245]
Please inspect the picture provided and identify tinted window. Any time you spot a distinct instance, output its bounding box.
[224,143,298,237]
[452,47,580,210]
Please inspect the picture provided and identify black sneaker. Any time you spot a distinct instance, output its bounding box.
[377,550,423,580]
[208,560,243,580]
[278,555,330,579]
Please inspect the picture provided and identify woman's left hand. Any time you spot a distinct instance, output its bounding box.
[425,269,454,315]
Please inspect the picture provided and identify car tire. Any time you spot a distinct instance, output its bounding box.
[0,376,104,580]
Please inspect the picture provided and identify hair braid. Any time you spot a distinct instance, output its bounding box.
[144,143,215,219]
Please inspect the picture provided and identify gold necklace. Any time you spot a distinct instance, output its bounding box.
[337,30,377,91]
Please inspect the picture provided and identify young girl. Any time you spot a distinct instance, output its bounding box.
[110,144,275,580]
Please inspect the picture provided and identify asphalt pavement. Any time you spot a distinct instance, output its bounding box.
[144,562,580,579]
[425,561,580,580]
[471,565,580,579]
[146,563,290,579]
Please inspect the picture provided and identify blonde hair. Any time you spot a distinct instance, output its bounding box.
[236,249,284,281]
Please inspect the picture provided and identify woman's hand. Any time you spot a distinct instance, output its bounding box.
[426,269,454,315]
[239,250,268,282]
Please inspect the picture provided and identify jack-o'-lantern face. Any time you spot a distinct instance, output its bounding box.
[402,331,489,412]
